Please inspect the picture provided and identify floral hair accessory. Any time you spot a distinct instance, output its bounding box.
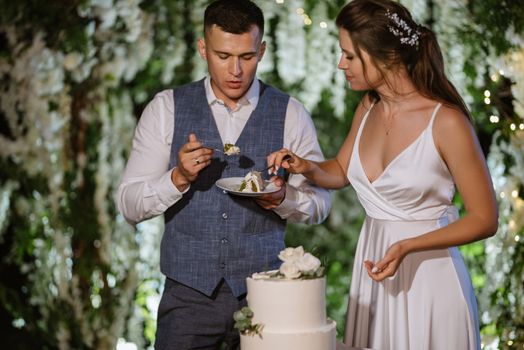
[385,10,420,48]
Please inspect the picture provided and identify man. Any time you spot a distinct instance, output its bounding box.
[116,0,331,349]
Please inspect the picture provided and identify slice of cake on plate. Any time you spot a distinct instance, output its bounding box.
[239,171,265,193]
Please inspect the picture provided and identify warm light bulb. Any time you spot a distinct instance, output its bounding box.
[510,123,516,131]
[296,8,304,15]
[320,21,328,29]
[484,90,491,97]
[489,115,499,123]
[484,97,491,104]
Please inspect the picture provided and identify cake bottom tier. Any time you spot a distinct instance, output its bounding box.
[240,319,336,350]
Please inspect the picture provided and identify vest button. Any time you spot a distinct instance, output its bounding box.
[221,238,228,244]
[220,262,226,269]
[222,190,227,194]
[222,212,228,219]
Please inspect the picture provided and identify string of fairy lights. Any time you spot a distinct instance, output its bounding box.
[274,0,328,29]
[487,69,523,248]
[488,70,524,131]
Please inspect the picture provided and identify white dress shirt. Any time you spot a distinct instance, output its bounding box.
[116,77,331,225]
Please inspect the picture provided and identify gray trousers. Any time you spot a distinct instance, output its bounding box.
[155,278,247,350]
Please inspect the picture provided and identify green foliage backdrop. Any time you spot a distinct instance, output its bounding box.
[0,0,523,349]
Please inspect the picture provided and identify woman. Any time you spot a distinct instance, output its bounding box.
[268,0,498,349]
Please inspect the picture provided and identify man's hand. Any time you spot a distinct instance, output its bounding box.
[254,176,286,209]
[171,133,213,191]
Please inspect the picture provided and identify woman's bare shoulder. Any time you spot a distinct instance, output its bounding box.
[433,103,479,158]
[433,104,472,133]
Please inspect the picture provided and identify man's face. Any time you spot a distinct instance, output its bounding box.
[198,24,266,109]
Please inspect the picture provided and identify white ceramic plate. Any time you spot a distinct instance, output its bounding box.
[215,177,281,197]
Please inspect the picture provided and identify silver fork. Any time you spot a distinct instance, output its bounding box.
[207,147,225,154]
[203,146,239,156]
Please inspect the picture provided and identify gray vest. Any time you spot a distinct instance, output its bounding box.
[161,79,289,297]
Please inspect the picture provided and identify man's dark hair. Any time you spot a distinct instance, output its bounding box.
[204,0,264,36]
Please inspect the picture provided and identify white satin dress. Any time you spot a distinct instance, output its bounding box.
[344,103,481,350]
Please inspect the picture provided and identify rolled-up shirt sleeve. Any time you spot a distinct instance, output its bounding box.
[273,97,332,224]
[116,90,186,226]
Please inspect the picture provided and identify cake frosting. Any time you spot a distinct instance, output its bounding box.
[239,171,265,193]
[237,247,336,350]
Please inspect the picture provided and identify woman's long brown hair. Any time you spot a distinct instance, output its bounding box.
[336,0,471,118]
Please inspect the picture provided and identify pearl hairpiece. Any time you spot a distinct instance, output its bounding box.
[385,10,420,48]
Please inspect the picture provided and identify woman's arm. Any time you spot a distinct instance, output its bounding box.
[268,94,373,189]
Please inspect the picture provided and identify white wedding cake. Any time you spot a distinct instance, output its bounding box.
[236,247,336,350]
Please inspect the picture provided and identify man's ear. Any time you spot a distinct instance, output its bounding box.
[258,41,267,62]
[198,38,207,60]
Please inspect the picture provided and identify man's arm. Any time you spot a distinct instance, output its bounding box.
[115,90,185,225]
[271,97,332,224]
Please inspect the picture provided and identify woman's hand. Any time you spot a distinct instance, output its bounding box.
[364,240,410,282]
[267,148,311,175]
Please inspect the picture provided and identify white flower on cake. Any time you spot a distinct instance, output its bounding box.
[295,252,322,274]
[223,143,241,155]
[279,261,302,279]
[278,246,305,263]
[239,171,265,193]
[251,272,273,280]
[252,246,324,280]
[278,246,323,279]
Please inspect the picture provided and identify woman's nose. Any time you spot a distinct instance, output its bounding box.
[337,55,347,70]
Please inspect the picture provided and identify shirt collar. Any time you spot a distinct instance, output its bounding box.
[204,76,260,110]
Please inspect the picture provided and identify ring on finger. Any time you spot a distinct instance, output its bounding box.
[193,158,201,165]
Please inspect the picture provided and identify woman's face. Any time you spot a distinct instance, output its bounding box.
[337,28,383,91]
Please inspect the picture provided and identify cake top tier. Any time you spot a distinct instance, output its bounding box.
[252,246,325,280]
